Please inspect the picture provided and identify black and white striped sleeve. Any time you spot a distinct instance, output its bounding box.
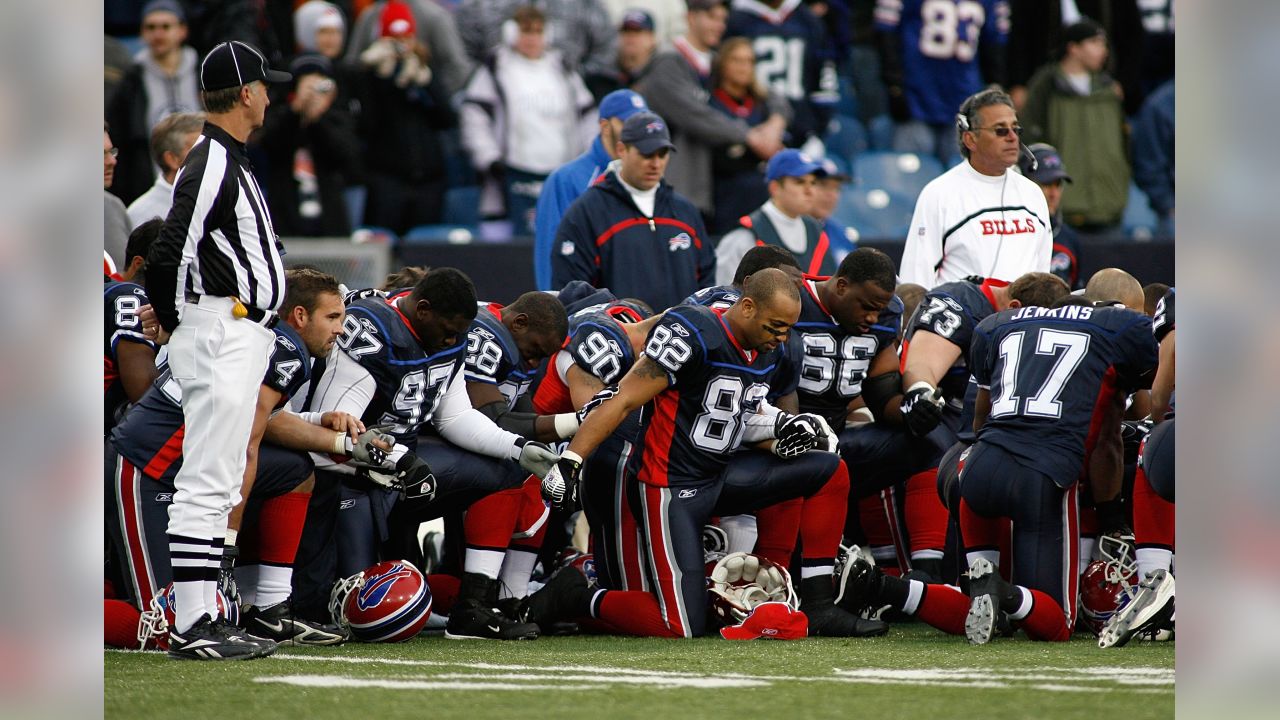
[145,135,220,331]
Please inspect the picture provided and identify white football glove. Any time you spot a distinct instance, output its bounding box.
[516,439,560,479]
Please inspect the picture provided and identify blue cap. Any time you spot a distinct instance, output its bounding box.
[819,156,850,181]
[599,89,649,121]
[142,0,186,22]
[765,149,825,182]
[619,112,676,154]
[621,9,655,32]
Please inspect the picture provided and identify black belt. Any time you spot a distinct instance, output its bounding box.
[186,293,278,329]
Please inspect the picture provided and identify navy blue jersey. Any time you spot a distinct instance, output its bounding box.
[969,305,1158,487]
[1152,287,1175,344]
[110,323,312,483]
[331,295,466,448]
[683,284,801,400]
[465,303,535,410]
[636,304,787,484]
[903,277,1001,400]
[728,0,837,142]
[532,308,639,428]
[792,278,902,424]
[875,0,1010,125]
[104,282,158,429]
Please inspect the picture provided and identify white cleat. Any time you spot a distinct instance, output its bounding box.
[1099,569,1175,649]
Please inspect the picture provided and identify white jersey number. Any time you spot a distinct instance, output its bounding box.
[990,329,1090,419]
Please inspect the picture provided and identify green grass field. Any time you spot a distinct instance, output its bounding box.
[105,624,1173,719]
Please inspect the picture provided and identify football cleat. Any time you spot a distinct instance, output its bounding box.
[964,557,1012,645]
[242,600,350,646]
[445,572,539,641]
[518,568,594,629]
[798,574,888,638]
[833,548,886,616]
[1098,569,1175,649]
[167,613,275,661]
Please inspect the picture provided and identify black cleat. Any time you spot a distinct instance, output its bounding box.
[242,600,350,646]
[519,568,593,628]
[833,550,886,617]
[168,614,275,661]
[444,573,539,640]
[964,557,1015,645]
[800,575,889,638]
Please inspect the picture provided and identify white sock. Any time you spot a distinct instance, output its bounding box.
[1010,586,1033,620]
[235,564,260,607]
[1136,547,1173,579]
[1079,536,1097,575]
[464,548,505,579]
[256,565,294,608]
[903,579,925,615]
[498,549,539,599]
[801,564,834,580]
[720,515,758,554]
[911,549,944,562]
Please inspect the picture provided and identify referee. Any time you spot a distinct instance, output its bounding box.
[145,40,291,661]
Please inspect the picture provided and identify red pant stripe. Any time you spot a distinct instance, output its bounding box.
[115,455,156,608]
[1062,483,1080,626]
[640,485,687,637]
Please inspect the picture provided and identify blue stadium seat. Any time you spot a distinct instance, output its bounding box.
[853,151,943,199]
[443,186,482,226]
[867,114,896,151]
[835,75,859,118]
[833,187,914,241]
[1121,183,1158,239]
[823,115,868,165]
[403,224,477,245]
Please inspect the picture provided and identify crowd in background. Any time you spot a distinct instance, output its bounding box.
[104,0,1175,258]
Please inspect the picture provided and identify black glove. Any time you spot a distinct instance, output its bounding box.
[774,413,823,459]
[218,544,240,608]
[1120,419,1154,466]
[395,453,438,502]
[541,451,583,511]
[577,385,618,424]
[901,382,944,437]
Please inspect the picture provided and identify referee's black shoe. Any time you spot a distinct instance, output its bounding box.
[168,614,275,660]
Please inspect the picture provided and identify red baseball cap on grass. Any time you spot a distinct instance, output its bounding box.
[720,602,808,641]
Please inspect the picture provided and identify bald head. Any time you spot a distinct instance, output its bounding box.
[742,267,800,310]
[1085,268,1144,311]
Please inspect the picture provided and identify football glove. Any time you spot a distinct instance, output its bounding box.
[346,424,396,467]
[218,544,240,610]
[541,451,582,510]
[516,439,560,479]
[1121,418,1154,465]
[773,412,825,458]
[901,381,945,437]
[576,385,618,424]
[812,414,839,453]
[395,452,437,503]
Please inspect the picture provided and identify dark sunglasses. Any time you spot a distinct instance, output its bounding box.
[971,125,1024,137]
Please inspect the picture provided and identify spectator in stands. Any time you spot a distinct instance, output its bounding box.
[293,1,347,60]
[811,157,858,263]
[126,111,204,227]
[455,0,617,79]
[727,0,839,150]
[552,111,714,310]
[635,0,786,221]
[600,0,688,47]
[105,0,202,205]
[1019,143,1082,290]
[105,35,132,106]
[356,1,457,235]
[1021,20,1129,231]
[899,88,1051,288]
[707,36,778,234]
[586,9,661,100]
[534,89,651,291]
[1131,79,1174,235]
[715,149,837,285]
[875,0,1009,167]
[257,54,363,237]
[461,5,597,236]
[346,0,474,96]
[104,124,131,270]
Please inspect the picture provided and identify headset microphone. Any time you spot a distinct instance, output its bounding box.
[1019,141,1038,172]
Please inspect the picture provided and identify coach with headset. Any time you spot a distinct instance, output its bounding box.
[899,88,1051,289]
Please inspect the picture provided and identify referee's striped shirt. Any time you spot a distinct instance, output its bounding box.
[146,121,286,329]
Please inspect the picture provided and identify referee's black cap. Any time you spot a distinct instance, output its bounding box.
[200,41,292,91]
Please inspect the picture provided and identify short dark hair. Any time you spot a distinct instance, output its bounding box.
[201,86,242,113]
[836,247,896,293]
[149,112,205,171]
[895,282,927,322]
[512,4,545,29]
[283,268,341,315]
[412,267,478,320]
[1051,293,1092,309]
[956,87,1016,158]
[1143,282,1170,317]
[742,267,799,308]
[733,245,800,285]
[1008,272,1070,308]
[126,218,164,268]
[505,291,569,340]
[381,265,431,292]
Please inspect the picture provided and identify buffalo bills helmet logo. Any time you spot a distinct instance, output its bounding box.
[356,563,414,611]
[669,232,692,251]
[645,121,665,133]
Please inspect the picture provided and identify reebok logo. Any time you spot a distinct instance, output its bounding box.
[155,493,173,502]
[678,488,697,499]
[339,499,357,510]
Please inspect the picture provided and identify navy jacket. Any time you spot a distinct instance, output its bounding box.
[551,170,715,312]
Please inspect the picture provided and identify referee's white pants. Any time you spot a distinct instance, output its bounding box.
[165,297,274,540]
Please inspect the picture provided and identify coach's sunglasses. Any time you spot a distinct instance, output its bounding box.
[970,125,1024,137]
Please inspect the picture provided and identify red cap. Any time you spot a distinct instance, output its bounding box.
[380,1,415,38]
[719,602,808,641]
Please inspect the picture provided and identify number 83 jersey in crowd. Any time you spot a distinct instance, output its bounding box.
[969,304,1158,488]
[636,304,789,485]
[792,277,902,425]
